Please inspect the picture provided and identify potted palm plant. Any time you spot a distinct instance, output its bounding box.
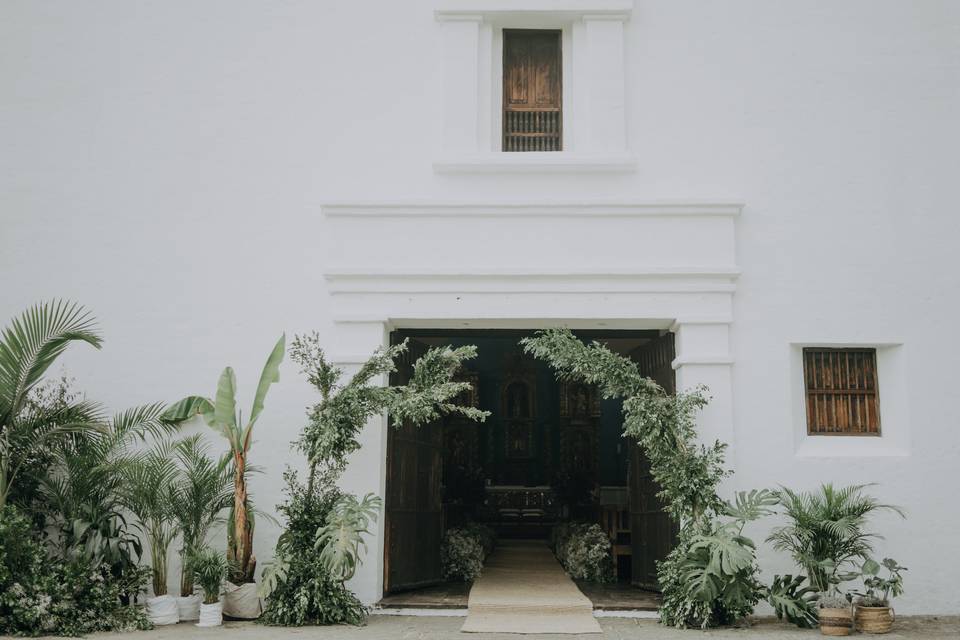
[768,484,904,594]
[120,442,181,625]
[188,547,230,627]
[172,435,232,621]
[162,335,285,619]
[853,558,906,634]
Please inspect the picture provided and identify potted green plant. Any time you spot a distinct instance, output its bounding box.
[817,590,853,636]
[767,484,904,594]
[171,435,232,621]
[120,442,181,625]
[188,547,230,627]
[163,335,285,619]
[853,558,906,634]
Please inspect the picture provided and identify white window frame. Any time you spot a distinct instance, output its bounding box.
[434,0,635,173]
[791,341,911,457]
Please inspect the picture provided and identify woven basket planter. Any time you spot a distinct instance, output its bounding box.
[819,607,853,636]
[855,605,894,634]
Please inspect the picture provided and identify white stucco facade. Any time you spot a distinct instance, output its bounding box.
[2,0,958,615]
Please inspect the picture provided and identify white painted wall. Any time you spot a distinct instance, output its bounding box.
[2,0,958,614]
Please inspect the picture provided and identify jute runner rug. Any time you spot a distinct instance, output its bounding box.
[461,539,602,634]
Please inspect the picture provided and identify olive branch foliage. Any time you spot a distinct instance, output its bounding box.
[260,333,488,625]
[521,328,817,628]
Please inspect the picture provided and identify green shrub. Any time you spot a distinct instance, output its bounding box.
[441,528,486,582]
[0,506,151,636]
[260,471,367,626]
[550,522,613,583]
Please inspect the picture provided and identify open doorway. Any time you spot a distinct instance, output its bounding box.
[381,329,676,608]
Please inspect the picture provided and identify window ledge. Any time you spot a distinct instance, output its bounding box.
[794,435,910,458]
[433,152,637,174]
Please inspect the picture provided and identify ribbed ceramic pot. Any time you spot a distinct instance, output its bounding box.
[856,606,894,634]
[819,607,853,636]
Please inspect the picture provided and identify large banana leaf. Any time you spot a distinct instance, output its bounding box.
[248,335,284,430]
[161,396,215,426]
[214,367,238,443]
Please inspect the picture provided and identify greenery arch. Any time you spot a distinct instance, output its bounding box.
[521,328,815,628]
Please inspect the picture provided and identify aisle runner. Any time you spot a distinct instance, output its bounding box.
[461,540,601,634]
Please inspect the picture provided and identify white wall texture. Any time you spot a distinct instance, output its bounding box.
[2,0,959,614]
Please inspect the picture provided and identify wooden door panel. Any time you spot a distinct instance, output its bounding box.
[628,332,679,590]
[383,339,445,594]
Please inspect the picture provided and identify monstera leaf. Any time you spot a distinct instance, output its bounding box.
[315,493,382,582]
[764,574,818,628]
[689,530,757,577]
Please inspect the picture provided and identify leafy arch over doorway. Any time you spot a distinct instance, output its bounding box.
[522,328,767,627]
[520,328,727,526]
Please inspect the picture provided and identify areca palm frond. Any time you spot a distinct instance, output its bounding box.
[172,434,232,596]
[0,301,104,509]
[40,403,174,522]
[0,300,102,425]
[120,440,182,596]
[767,484,904,592]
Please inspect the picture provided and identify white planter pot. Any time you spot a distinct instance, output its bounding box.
[222,581,262,620]
[177,594,201,621]
[146,594,180,625]
[197,601,223,627]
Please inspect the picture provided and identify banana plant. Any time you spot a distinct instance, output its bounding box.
[162,335,284,583]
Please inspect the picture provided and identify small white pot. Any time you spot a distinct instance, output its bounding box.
[176,594,201,621]
[146,594,180,625]
[196,601,223,627]
[222,581,262,619]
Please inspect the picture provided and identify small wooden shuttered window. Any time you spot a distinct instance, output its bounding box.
[803,348,881,436]
[502,29,562,152]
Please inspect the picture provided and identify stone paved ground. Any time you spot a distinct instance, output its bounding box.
[13,615,957,640]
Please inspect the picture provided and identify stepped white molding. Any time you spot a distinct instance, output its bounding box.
[322,201,743,218]
[435,0,633,19]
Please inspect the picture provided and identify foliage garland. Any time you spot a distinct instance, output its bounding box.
[260,333,489,625]
[521,328,814,628]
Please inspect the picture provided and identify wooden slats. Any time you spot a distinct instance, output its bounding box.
[803,348,881,436]
[503,109,562,151]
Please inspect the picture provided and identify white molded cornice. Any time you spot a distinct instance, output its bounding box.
[322,201,744,218]
[324,269,739,295]
[433,152,636,173]
[435,0,633,20]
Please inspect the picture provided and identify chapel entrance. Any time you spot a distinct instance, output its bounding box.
[382,329,677,603]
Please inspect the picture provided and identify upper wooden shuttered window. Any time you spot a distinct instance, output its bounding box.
[803,348,881,436]
[503,29,562,152]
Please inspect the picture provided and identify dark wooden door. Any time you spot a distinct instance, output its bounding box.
[383,338,444,594]
[627,332,679,590]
